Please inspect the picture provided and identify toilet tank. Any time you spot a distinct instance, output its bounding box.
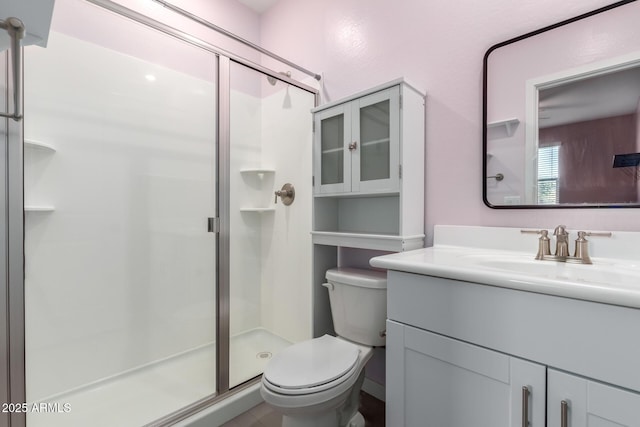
[324,267,387,347]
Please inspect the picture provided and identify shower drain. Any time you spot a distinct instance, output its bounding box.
[256,351,273,360]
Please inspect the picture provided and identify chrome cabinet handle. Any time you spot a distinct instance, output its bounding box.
[522,386,530,427]
[561,400,568,427]
[348,141,357,151]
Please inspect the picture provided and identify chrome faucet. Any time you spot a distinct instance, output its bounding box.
[521,227,612,264]
[553,225,569,257]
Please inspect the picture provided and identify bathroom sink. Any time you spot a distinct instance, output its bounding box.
[371,244,640,309]
[457,253,640,288]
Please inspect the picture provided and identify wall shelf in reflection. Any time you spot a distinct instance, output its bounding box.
[24,139,56,152]
[25,205,55,212]
[240,168,275,174]
[240,207,275,213]
[487,118,520,137]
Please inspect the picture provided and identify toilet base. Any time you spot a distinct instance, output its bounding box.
[346,411,365,427]
[276,370,366,427]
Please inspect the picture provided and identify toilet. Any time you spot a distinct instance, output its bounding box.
[260,267,387,427]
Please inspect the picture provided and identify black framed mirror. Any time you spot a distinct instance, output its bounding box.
[483,0,640,208]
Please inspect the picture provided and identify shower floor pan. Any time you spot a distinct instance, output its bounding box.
[27,328,291,427]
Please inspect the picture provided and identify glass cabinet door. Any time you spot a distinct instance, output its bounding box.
[314,104,351,194]
[352,86,400,193]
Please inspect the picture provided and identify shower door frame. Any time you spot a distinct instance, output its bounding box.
[2,46,26,427]
[1,1,318,426]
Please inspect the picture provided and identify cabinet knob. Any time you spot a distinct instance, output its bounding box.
[348,141,358,151]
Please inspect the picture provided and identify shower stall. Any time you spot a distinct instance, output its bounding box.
[1,0,317,425]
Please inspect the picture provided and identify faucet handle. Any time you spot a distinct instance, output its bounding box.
[520,229,551,259]
[520,229,549,236]
[579,231,612,238]
[573,231,612,264]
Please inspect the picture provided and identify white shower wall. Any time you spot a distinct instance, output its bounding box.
[230,83,263,335]
[259,85,313,344]
[24,31,217,400]
[229,67,313,345]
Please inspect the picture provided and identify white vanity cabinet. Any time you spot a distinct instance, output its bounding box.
[547,369,640,427]
[386,320,546,426]
[384,270,640,427]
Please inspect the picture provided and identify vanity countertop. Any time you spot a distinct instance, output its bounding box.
[370,225,640,309]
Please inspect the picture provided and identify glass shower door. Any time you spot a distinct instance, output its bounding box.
[228,61,314,388]
[23,2,217,426]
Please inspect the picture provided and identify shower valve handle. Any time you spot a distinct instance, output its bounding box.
[274,183,295,206]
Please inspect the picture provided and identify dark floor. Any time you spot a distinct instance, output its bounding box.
[220,391,385,427]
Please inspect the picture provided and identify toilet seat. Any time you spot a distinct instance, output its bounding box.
[263,335,360,395]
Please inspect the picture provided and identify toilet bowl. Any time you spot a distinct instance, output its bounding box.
[260,268,387,427]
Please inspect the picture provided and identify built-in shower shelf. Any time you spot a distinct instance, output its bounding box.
[25,205,55,212]
[25,139,56,152]
[240,207,275,213]
[240,168,276,174]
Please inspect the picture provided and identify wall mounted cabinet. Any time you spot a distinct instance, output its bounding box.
[311,79,425,252]
[314,86,400,195]
[311,79,425,344]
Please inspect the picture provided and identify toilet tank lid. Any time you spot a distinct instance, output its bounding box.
[325,267,387,289]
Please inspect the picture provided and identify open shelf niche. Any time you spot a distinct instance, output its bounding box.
[239,167,276,212]
[24,138,57,216]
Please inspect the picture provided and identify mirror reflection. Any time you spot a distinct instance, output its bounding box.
[484,0,640,207]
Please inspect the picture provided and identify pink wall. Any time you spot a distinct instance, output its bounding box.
[259,0,640,242]
[540,115,638,204]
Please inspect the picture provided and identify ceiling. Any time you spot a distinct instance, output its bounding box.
[236,0,279,14]
[538,65,640,128]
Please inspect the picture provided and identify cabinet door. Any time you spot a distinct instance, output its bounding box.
[386,320,545,427]
[314,103,351,194]
[548,369,640,427]
[351,86,400,193]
